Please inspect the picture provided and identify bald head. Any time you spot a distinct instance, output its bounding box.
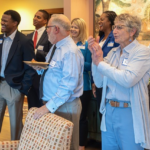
[51,14,71,31]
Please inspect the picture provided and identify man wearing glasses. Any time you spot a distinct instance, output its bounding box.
[32,14,84,150]
[27,10,52,109]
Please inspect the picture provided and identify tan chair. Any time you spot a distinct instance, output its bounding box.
[0,107,74,150]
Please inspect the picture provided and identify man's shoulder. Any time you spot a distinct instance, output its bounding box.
[16,31,32,43]
[61,43,77,55]
[60,39,83,61]
[39,30,49,42]
[42,29,47,35]
[63,37,78,51]
[26,31,34,39]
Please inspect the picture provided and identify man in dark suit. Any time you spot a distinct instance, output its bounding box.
[27,10,52,109]
[0,10,35,140]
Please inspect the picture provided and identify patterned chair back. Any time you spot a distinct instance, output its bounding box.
[18,107,74,150]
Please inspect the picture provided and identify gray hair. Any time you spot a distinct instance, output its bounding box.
[51,14,71,31]
[115,13,141,39]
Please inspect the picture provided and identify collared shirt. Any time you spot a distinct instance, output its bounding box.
[99,39,106,48]
[32,26,45,45]
[37,35,84,113]
[1,29,17,77]
[92,39,150,148]
[106,46,130,101]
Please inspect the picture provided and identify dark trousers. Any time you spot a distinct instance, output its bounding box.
[79,90,92,146]
[96,87,102,121]
[27,74,43,109]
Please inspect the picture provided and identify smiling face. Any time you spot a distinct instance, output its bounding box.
[70,23,80,39]
[33,11,47,29]
[99,13,111,32]
[1,14,17,36]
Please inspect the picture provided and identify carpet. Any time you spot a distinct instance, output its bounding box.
[4,102,28,119]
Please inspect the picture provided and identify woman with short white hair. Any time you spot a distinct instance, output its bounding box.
[88,13,150,150]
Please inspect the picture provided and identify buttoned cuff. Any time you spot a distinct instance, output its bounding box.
[46,99,58,113]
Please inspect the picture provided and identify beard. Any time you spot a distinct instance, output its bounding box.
[48,32,56,44]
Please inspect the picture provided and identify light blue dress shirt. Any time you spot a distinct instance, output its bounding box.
[92,40,150,149]
[1,30,17,77]
[37,35,84,113]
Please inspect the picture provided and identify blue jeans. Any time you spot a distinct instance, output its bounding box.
[102,102,143,150]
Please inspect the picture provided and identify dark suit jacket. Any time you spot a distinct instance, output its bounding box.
[100,31,119,57]
[0,31,36,95]
[26,29,51,95]
[27,30,52,61]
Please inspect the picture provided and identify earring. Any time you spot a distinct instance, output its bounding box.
[129,38,132,42]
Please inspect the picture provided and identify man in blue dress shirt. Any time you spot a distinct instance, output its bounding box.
[32,14,84,150]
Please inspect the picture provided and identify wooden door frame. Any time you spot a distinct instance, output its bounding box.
[44,8,63,14]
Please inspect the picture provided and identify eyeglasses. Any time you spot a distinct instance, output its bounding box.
[112,25,126,30]
[46,25,56,29]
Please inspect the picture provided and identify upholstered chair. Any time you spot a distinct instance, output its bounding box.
[0,107,74,150]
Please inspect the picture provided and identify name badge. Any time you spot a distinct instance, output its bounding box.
[122,58,128,66]
[78,45,85,49]
[0,39,3,44]
[37,45,44,50]
[107,42,114,47]
[50,60,56,67]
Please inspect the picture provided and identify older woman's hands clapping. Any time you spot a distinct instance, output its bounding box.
[87,36,103,66]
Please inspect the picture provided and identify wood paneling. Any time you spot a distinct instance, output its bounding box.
[44,8,63,14]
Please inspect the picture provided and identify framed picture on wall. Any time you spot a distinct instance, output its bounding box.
[21,30,34,36]
[94,0,150,46]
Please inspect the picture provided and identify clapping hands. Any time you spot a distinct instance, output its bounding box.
[87,36,103,66]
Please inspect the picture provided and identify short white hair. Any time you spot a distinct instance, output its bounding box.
[115,13,141,39]
[51,14,71,31]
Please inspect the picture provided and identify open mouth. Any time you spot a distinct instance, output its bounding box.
[99,24,103,29]
[99,24,102,27]
[1,25,6,30]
